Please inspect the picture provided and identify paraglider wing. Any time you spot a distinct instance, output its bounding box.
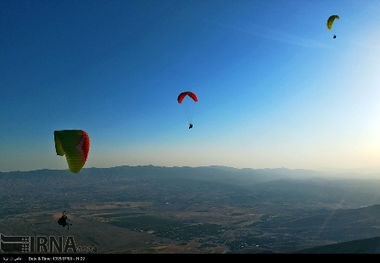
[54,130,90,173]
[177,91,198,104]
[327,15,339,30]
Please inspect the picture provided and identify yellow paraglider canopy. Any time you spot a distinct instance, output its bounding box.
[327,15,339,38]
[327,15,339,30]
[54,130,90,173]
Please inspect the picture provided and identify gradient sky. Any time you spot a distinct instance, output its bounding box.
[1,0,380,173]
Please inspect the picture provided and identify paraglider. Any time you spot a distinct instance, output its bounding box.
[327,15,339,38]
[177,92,198,129]
[58,211,72,230]
[177,91,198,104]
[54,130,90,173]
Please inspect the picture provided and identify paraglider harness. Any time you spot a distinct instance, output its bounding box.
[58,211,72,230]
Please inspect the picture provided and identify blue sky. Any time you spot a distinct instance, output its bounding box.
[1,0,380,174]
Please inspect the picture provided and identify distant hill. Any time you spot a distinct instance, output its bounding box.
[1,165,380,209]
[295,236,380,254]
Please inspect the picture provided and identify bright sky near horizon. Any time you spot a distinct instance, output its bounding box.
[1,0,380,174]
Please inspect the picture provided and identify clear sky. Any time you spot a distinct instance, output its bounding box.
[1,0,380,174]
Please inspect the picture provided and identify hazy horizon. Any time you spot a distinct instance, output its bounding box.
[2,163,380,179]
